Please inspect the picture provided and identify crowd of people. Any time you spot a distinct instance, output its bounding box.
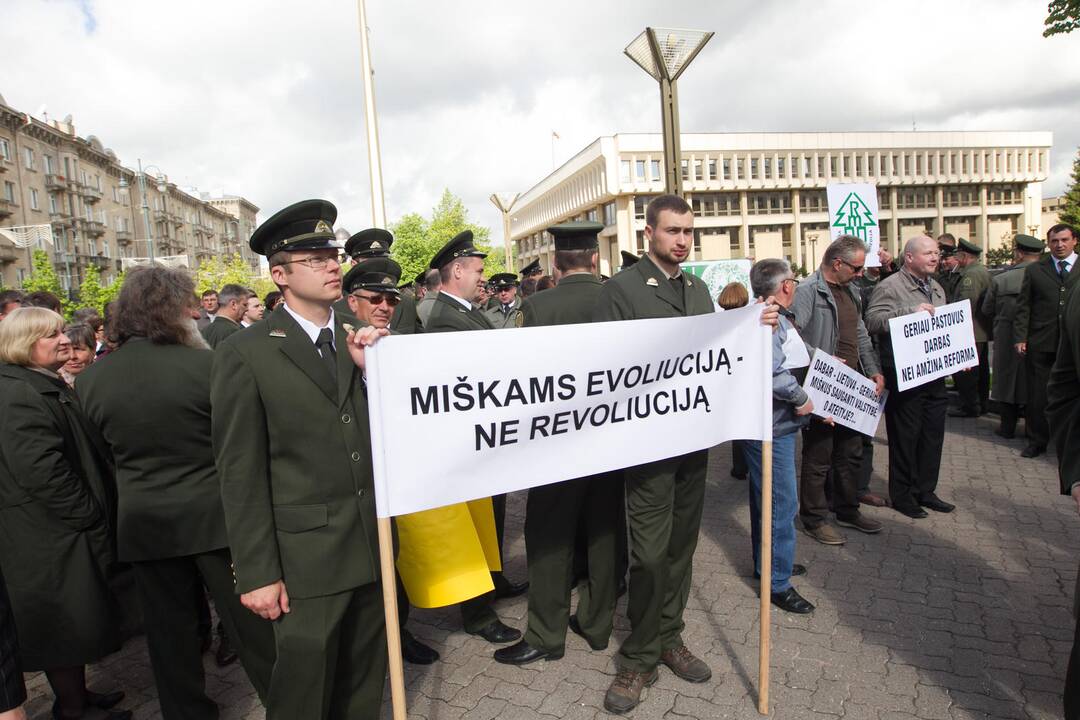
[0,192,1077,720]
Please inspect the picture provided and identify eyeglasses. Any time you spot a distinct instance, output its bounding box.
[838,259,865,273]
[280,253,347,271]
[352,292,401,307]
[783,277,800,287]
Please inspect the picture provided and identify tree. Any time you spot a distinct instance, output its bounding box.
[389,189,503,283]
[192,254,275,298]
[1044,0,1080,36]
[21,249,72,317]
[1059,147,1080,230]
[75,264,108,315]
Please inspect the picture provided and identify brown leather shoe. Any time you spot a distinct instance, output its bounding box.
[603,667,659,714]
[660,645,712,683]
[858,492,889,507]
[836,514,883,534]
[802,523,845,545]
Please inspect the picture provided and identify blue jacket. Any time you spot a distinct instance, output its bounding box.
[772,314,812,437]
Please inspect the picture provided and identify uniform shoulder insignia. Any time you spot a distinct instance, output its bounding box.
[962,277,972,287]
[686,278,693,287]
[269,328,287,337]
[646,277,659,287]
[514,310,524,328]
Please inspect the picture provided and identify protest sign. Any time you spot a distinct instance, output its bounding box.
[888,300,978,391]
[366,305,772,518]
[682,259,753,307]
[802,350,887,436]
[827,183,881,267]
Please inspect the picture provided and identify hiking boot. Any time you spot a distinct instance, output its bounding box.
[660,645,712,683]
[603,667,659,714]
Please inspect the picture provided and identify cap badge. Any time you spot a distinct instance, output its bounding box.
[646,278,659,287]
[315,220,332,234]
[372,241,383,250]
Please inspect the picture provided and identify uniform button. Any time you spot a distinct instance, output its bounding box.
[351,451,361,462]
[357,489,365,498]
[341,413,351,424]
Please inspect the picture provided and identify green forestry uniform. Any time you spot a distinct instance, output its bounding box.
[483,273,523,329]
[520,258,543,279]
[592,250,715,674]
[336,227,423,334]
[493,222,620,666]
[210,200,386,720]
[79,338,275,719]
[0,364,120,671]
[952,239,992,416]
[981,234,1043,436]
[201,316,242,349]
[936,243,962,301]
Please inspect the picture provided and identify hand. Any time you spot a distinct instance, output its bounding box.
[871,373,885,396]
[1072,485,1080,517]
[241,580,290,620]
[795,398,814,416]
[1015,342,1027,357]
[916,303,936,315]
[345,324,390,372]
[757,297,780,330]
[833,355,848,365]
[878,248,893,266]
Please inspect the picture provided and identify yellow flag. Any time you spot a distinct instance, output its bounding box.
[395,497,501,608]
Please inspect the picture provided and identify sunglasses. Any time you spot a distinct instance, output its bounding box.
[838,259,865,273]
[353,293,401,307]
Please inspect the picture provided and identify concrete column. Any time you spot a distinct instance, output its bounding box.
[978,185,989,246]
[791,189,803,268]
[935,185,945,237]
[739,190,750,258]
[889,187,900,256]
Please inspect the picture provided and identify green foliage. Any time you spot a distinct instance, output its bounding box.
[1059,147,1080,230]
[1044,0,1080,36]
[389,189,503,283]
[21,249,73,317]
[985,246,1013,268]
[75,264,107,316]
[192,254,275,298]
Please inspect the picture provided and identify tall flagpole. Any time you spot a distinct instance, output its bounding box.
[357,0,387,229]
[356,3,405,719]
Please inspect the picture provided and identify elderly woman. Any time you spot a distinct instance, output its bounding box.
[59,324,97,387]
[0,308,128,720]
[78,266,273,720]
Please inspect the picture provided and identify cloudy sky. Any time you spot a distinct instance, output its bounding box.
[3,0,1078,238]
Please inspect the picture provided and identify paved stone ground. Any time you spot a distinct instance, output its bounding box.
[22,411,1077,719]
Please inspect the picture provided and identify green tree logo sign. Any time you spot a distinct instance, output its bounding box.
[832,192,876,243]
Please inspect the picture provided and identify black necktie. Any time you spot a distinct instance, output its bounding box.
[315,328,336,387]
[1060,259,1070,278]
[502,304,511,315]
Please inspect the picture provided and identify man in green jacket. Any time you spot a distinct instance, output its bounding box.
[483,273,522,328]
[949,238,992,417]
[211,199,390,720]
[201,284,250,349]
[334,228,423,334]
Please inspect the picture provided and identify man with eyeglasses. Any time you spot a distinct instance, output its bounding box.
[792,235,886,546]
[210,199,390,719]
[336,227,423,334]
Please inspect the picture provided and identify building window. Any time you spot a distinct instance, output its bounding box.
[603,201,616,226]
[649,159,661,181]
[750,157,759,179]
[691,192,739,217]
[722,158,731,180]
[736,157,745,180]
[0,138,9,161]
[620,160,631,183]
[30,188,39,210]
[799,190,827,214]
[707,159,717,180]
[680,159,689,181]
[943,186,978,207]
[23,147,34,171]
[747,191,791,215]
[635,230,647,253]
[3,181,14,202]
[763,157,772,179]
[43,155,54,174]
[693,159,703,181]
[878,188,891,210]
[49,195,58,213]
[586,208,598,222]
[635,160,646,181]
[855,155,864,176]
[777,157,786,178]
[633,195,657,221]
[829,156,838,176]
[896,188,934,209]
[801,156,810,178]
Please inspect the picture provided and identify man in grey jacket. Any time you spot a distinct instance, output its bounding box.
[792,236,886,545]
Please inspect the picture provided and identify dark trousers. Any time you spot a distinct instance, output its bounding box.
[131,549,275,720]
[268,582,387,720]
[857,435,874,496]
[731,440,749,478]
[954,342,990,413]
[999,402,1022,435]
[884,376,948,510]
[618,450,708,672]
[800,421,863,527]
[1026,351,1056,448]
[460,496,507,633]
[1067,565,1080,720]
[523,473,620,653]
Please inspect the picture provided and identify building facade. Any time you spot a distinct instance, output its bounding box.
[0,93,259,292]
[511,131,1052,276]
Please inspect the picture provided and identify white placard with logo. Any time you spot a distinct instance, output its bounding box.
[802,350,887,436]
[827,182,881,268]
[887,300,979,391]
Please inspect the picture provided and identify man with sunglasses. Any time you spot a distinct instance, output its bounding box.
[792,235,886,546]
[211,200,390,719]
[483,273,522,328]
[336,227,423,334]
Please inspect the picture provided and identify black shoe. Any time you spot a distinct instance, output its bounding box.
[994,428,1015,439]
[199,630,213,655]
[754,563,806,580]
[918,495,955,513]
[895,504,928,519]
[1020,444,1045,458]
[492,575,529,600]
[469,620,521,644]
[53,702,132,720]
[770,587,815,614]
[402,630,439,665]
[948,407,978,418]
[86,690,125,710]
[493,639,563,665]
[568,614,607,651]
[616,577,627,599]
[730,468,747,480]
[214,630,238,667]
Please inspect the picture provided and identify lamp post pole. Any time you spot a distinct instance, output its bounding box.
[490,193,519,271]
[137,159,155,262]
[357,0,387,229]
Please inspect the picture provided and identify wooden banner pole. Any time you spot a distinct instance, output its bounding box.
[758,439,773,715]
[378,517,407,720]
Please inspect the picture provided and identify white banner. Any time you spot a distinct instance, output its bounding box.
[802,350,887,436]
[366,306,773,518]
[888,300,978,392]
[827,182,881,268]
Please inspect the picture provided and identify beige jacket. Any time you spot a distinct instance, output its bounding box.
[865,267,947,369]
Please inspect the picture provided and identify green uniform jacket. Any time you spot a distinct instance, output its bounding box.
[1048,285,1080,495]
[390,294,423,334]
[484,296,522,329]
[78,339,229,562]
[424,292,495,332]
[416,294,437,327]
[981,261,1035,404]
[0,364,119,670]
[1015,255,1080,353]
[936,269,962,302]
[521,274,601,327]
[210,306,380,599]
[955,261,992,342]
[202,316,242,349]
[592,254,715,322]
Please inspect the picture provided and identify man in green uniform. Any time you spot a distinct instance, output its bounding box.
[593,195,717,714]
[336,228,423,334]
[936,233,962,301]
[493,222,621,666]
[1014,223,1080,457]
[200,284,250,348]
[950,238,992,417]
[415,269,441,327]
[483,273,522,328]
[211,199,390,720]
[982,234,1044,437]
[619,250,640,273]
[423,230,525,642]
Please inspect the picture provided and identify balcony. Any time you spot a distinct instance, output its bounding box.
[45,174,67,192]
[0,244,18,262]
[49,211,72,226]
[171,213,184,226]
[115,229,133,244]
[77,253,111,269]
[0,198,11,219]
[81,185,103,203]
[0,161,8,174]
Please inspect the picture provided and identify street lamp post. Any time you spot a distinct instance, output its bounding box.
[121,159,167,262]
[489,193,519,271]
[624,27,714,197]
